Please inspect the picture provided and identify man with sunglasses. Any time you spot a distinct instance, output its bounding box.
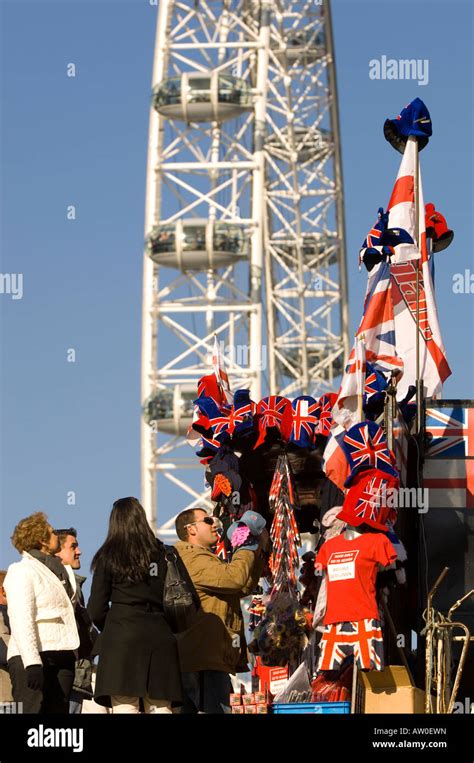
[174,507,267,714]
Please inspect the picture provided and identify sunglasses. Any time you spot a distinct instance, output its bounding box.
[185,516,217,529]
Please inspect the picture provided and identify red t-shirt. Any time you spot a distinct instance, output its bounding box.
[315,532,397,625]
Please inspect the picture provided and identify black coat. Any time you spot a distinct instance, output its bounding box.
[87,542,183,707]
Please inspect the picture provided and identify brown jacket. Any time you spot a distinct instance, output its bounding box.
[174,542,263,674]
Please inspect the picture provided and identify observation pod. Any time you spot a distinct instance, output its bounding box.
[143,385,195,437]
[153,72,253,122]
[147,219,249,270]
[266,125,333,164]
[276,233,340,267]
[273,30,326,64]
[277,347,344,379]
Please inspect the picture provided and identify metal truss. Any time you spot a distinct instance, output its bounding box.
[263,0,349,397]
[141,0,348,534]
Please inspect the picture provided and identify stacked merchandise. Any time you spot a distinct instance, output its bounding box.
[230,690,269,714]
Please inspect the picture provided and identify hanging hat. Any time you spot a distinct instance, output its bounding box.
[227,510,266,552]
[289,396,321,448]
[317,393,338,437]
[360,207,414,271]
[192,396,230,445]
[337,469,399,531]
[383,97,432,153]
[195,434,223,462]
[207,446,242,500]
[364,362,388,402]
[196,373,228,406]
[425,203,454,253]
[227,389,255,437]
[253,396,293,449]
[360,246,395,272]
[342,420,399,487]
[363,363,389,420]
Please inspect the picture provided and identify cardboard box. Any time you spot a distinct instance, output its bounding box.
[230,693,242,706]
[256,704,268,714]
[242,693,255,706]
[232,705,245,714]
[244,704,257,714]
[356,666,425,714]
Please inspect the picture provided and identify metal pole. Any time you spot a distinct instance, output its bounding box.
[411,136,424,435]
[249,2,271,402]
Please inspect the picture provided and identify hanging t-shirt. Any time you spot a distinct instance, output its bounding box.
[315,532,397,624]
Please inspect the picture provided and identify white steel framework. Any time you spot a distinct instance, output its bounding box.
[264,0,349,396]
[141,0,348,533]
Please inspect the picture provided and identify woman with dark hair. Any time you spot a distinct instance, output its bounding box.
[87,497,183,713]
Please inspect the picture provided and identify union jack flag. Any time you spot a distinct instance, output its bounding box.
[318,619,384,671]
[342,421,399,484]
[424,403,474,509]
[322,423,349,491]
[425,405,474,460]
[214,529,228,561]
[290,396,320,447]
[212,334,233,405]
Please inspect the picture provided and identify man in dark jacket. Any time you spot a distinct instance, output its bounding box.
[174,508,267,714]
[55,528,97,714]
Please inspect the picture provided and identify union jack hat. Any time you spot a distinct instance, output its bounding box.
[317,393,339,438]
[227,389,255,437]
[254,396,293,449]
[192,396,231,445]
[360,207,414,272]
[425,203,454,253]
[342,421,399,487]
[207,447,242,500]
[383,97,432,153]
[337,468,399,531]
[196,373,228,407]
[289,396,321,448]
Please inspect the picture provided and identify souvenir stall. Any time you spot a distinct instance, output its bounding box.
[186,99,457,714]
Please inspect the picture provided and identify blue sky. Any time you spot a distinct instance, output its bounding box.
[1,0,472,587]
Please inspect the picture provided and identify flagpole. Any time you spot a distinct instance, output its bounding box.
[411,136,422,435]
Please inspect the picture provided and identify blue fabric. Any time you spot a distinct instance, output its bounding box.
[384,98,432,152]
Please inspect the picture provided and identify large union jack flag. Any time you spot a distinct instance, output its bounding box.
[425,405,474,459]
[423,403,474,509]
